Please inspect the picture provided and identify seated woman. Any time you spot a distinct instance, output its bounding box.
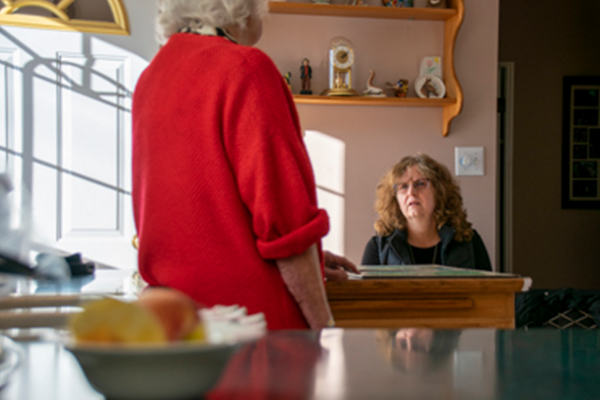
[361,153,492,270]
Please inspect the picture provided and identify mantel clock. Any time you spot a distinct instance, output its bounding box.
[323,38,359,96]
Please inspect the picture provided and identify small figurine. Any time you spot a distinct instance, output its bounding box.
[427,0,447,8]
[362,70,386,97]
[382,0,413,7]
[283,72,292,92]
[386,79,409,98]
[300,58,312,95]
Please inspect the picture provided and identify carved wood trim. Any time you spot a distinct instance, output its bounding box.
[0,0,129,35]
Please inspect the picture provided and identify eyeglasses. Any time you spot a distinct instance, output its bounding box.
[394,178,431,196]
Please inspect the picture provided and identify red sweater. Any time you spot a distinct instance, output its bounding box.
[132,34,329,330]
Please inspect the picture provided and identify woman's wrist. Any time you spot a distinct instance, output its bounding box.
[276,244,334,331]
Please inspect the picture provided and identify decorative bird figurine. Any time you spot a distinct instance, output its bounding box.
[386,79,409,98]
[362,70,386,97]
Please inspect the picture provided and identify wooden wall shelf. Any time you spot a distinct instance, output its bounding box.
[294,95,455,107]
[268,2,457,20]
[268,0,465,136]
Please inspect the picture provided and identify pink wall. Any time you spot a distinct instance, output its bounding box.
[258,0,500,267]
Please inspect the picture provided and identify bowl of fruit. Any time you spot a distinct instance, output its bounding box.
[65,288,265,400]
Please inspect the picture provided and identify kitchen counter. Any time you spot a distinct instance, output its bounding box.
[0,328,599,400]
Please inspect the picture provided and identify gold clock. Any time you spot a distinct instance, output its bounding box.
[323,38,359,96]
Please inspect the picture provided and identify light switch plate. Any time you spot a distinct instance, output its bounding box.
[455,147,484,176]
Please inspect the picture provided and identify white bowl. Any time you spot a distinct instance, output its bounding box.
[66,341,240,400]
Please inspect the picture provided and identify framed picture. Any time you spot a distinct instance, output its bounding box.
[562,76,600,209]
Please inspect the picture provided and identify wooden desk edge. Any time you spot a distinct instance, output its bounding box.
[326,277,528,299]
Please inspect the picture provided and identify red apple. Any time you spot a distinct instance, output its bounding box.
[137,287,201,341]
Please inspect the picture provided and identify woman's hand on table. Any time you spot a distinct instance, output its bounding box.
[323,251,359,281]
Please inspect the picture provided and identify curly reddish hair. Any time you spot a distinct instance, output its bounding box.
[374,153,473,241]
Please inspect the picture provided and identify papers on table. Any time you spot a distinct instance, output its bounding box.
[347,272,363,280]
[357,264,521,279]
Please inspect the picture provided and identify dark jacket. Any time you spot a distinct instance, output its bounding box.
[361,224,492,271]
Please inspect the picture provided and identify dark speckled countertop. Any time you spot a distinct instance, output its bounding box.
[1,328,599,400]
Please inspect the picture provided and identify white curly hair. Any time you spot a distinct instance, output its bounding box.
[157,0,269,45]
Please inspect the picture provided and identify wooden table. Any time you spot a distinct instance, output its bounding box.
[326,276,528,329]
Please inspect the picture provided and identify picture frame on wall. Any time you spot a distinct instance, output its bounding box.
[562,76,600,209]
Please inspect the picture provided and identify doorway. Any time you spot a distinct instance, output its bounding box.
[497,62,514,273]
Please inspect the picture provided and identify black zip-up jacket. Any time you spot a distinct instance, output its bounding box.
[361,224,492,271]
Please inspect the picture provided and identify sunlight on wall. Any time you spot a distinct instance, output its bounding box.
[303,130,345,255]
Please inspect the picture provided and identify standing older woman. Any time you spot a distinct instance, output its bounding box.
[132,0,337,330]
[361,154,492,270]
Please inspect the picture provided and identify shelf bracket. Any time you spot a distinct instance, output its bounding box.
[442,0,465,136]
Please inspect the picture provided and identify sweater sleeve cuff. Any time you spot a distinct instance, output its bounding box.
[257,210,329,260]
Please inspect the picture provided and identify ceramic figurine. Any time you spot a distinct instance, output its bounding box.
[382,0,413,7]
[362,70,386,97]
[283,72,292,92]
[386,79,409,98]
[300,58,312,95]
[427,0,447,8]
